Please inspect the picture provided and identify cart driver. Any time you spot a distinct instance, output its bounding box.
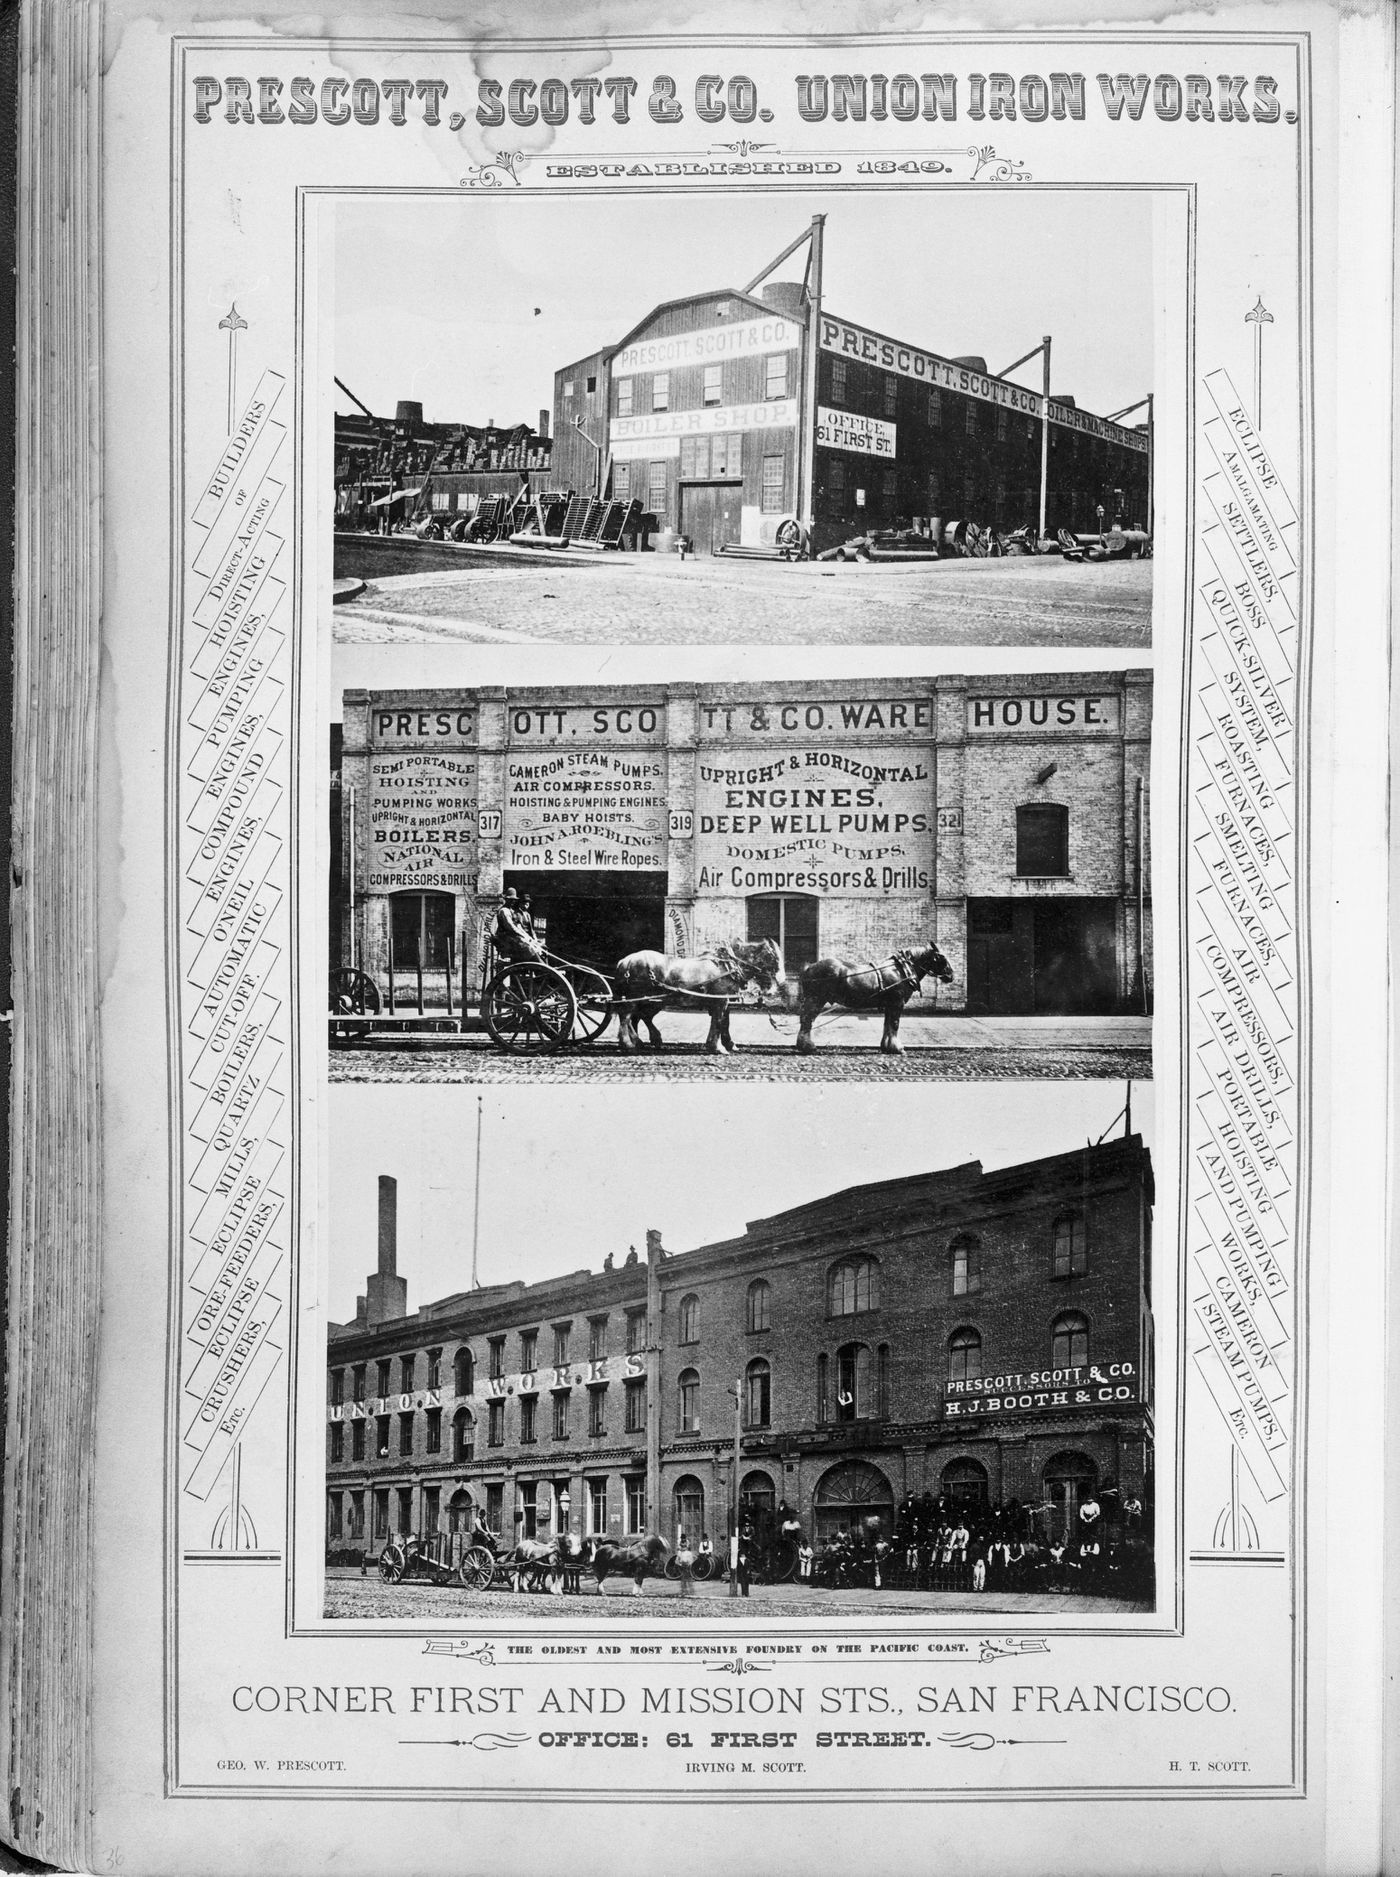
[492,888,544,964]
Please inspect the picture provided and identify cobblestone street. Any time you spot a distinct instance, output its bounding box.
[332,536,1152,647]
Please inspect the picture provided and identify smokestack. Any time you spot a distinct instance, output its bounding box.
[646,1228,664,1263]
[378,1174,397,1276]
[538,407,550,438]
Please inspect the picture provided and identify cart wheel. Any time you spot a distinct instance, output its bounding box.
[663,1555,682,1581]
[379,1544,405,1585]
[458,1545,495,1591]
[566,963,615,1044]
[482,961,577,1053]
[770,1538,800,1584]
[330,968,381,1016]
[690,1552,714,1582]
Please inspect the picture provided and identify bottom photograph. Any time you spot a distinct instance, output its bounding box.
[322,1081,1157,1619]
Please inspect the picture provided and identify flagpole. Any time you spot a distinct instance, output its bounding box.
[471,1096,483,1288]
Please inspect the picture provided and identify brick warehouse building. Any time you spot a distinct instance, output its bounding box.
[325,1137,1154,1560]
[333,671,1152,1017]
[550,229,1150,557]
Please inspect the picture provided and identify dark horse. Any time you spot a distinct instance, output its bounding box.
[794,941,954,1054]
[584,1533,670,1595]
[614,939,782,1053]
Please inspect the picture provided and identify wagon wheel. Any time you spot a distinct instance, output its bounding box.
[564,962,615,1044]
[458,1545,495,1591]
[663,1554,682,1581]
[768,1537,800,1584]
[482,961,577,1053]
[378,1543,406,1585]
[330,968,381,1016]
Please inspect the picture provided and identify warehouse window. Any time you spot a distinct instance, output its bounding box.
[327,1493,342,1540]
[626,1477,646,1534]
[830,358,847,402]
[351,1419,365,1461]
[427,1348,441,1389]
[997,408,1008,440]
[1016,803,1070,876]
[678,1294,700,1344]
[587,1478,607,1533]
[951,1235,981,1297]
[397,1487,413,1535]
[746,1358,771,1428]
[431,490,451,511]
[652,373,670,412]
[884,374,898,417]
[626,1310,645,1354]
[616,378,633,417]
[487,1400,504,1446]
[1052,1312,1090,1370]
[352,1365,366,1404]
[680,435,706,478]
[829,457,846,500]
[588,1385,607,1437]
[589,1315,608,1361]
[883,467,898,503]
[710,432,740,477]
[928,389,942,426]
[612,461,630,502]
[835,1342,872,1420]
[520,1328,538,1372]
[552,1390,571,1440]
[373,1491,388,1543]
[488,1337,505,1380]
[703,363,722,405]
[762,455,785,513]
[553,1322,571,1366]
[965,402,977,436]
[625,1379,647,1433]
[748,892,818,975]
[828,1256,879,1317]
[400,1354,414,1393]
[348,1492,365,1541]
[746,1279,771,1334]
[1053,1215,1088,1277]
[330,1368,344,1407]
[647,462,667,519]
[586,374,597,393]
[452,1409,473,1462]
[562,379,575,399]
[486,1484,503,1535]
[453,1347,473,1395]
[425,1407,441,1453]
[948,1327,983,1385]
[374,1414,390,1458]
[520,1396,537,1443]
[329,1422,344,1465]
[398,1411,413,1456]
[678,1368,700,1433]
[765,354,787,399]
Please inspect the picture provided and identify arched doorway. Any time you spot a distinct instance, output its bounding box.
[447,1487,474,1534]
[673,1475,706,1549]
[813,1459,894,1543]
[738,1470,777,1545]
[941,1457,989,1508]
[1042,1450,1099,1543]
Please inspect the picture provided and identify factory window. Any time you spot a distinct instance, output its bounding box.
[589,1316,608,1360]
[948,1327,983,1385]
[830,358,847,402]
[397,1487,413,1535]
[652,373,670,412]
[431,490,451,511]
[625,1476,647,1534]
[562,379,575,398]
[425,1407,442,1454]
[427,1347,442,1389]
[745,1358,771,1429]
[389,890,454,972]
[423,1486,440,1534]
[352,1365,366,1404]
[373,1490,389,1543]
[1016,803,1070,877]
[375,1415,391,1458]
[487,1400,504,1446]
[327,1492,342,1540]
[765,353,787,399]
[747,892,818,976]
[351,1419,366,1461]
[1052,1312,1090,1371]
[951,1235,981,1297]
[884,374,898,417]
[626,1310,645,1355]
[486,1483,503,1534]
[928,389,942,426]
[965,402,977,436]
[678,1294,700,1344]
[553,1322,571,1366]
[703,363,723,406]
[835,1342,872,1420]
[1052,1214,1088,1278]
[552,1391,571,1440]
[625,1379,647,1433]
[587,1478,607,1534]
[520,1396,537,1443]
[710,432,740,477]
[678,1368,700,1433]
[456,492,471,510]
[647,462,667,518]
[588,1385,607,1437]
[347,1492,365,1541]
[329,1422,344,1465]
[997,408,1008,440]
[586,374,597,393]
[453,1409,474,1462]
[829,457,846,499]
[761,454,785,512]
[746,1279,771,1334]
[398,1410,413,1456]
[520,1328,538,1373]
[611,461,630,502]
[616,378,633,417]
[828,1255,880,1317]
[453,1347,473,1396]
[330,1368,344,1407]
[400,1354,414,1393]
[488,1337,505,1380]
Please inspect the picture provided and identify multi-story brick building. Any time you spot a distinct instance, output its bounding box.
[551,226,1150,556]
[333,397,554,531]
[334,671,1151,1018]
[326,1136,1154,1559]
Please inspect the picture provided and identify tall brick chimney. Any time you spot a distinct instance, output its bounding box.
[366,1174,408,1326]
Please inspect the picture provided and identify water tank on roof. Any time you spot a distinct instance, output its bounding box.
[758,280,807,319]
[952,356,988,374]
[395,399,424,428]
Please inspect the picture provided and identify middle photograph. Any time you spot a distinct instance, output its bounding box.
[328,671,1153,1084]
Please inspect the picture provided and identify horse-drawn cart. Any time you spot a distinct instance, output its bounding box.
[377,1532,495,1590]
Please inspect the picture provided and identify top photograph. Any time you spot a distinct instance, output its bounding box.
[330,189,1161,648]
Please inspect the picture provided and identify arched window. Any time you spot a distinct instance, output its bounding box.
[745,1358,771,1428]
[673,1475,705,1549]
[452,1407,474,1463]
[828,1256,880,1317]
[746,1279,771,1334]
[948,1327,983,1385]
[1016,803,1070,877]
[951,1235,981,1297]
[941,1457,989,1507]
[1052,1214,1087,1278]
[678,1294,700,1345]
[677,1367,700,1433]
[1043,1450,1098,1542]
[835,1342,872,1421]
[453,1347,474,1396]
[1052,1312,1090,1370]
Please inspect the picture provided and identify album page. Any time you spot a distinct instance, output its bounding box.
[86,1,1392,1870]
